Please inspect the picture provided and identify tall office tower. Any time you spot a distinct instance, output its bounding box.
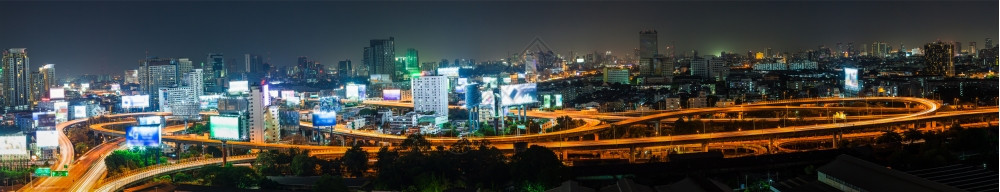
[337,60,353,77]
[177,58,193,74]
[638,30,658,76]
[986,38,994,49]
[870,41,889,58]
[923,41,955,77]
[411,76,449,117]
[953,42,962,56]
[36,64,55,99]
[690,56,728,80]
[405,48,419,76]
[656,57,675,80]
[183,69,204,97]
[765,48,773,58]
[206,53,225,93]
[138,57,178,95]
[3,48,32,110]
[969,42,977,56]
[243,54,263,81]
[364,37,396,80]
[157,86,198,118]
[30,71,42,103]
[689,57,708,78]
[125,70,139,84]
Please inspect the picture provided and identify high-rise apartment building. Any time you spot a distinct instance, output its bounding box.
[138,57,178,95]
[248,85,266,143]
[3,48,32,110]
[337,60,353,77]
[923,41,955,77]
[690,56,729,80]
[32,64,55,101]
[125,70,139,84]
[602,68,630,84]
[364,37,396,80]
[205,53,225,93]
[411,76,449,117]
[177,58,193,74]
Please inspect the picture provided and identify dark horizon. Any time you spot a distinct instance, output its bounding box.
[0,1,995,77]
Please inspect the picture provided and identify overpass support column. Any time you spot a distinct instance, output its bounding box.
[768,138,775,154]
[594,133,599,141]
[561,151,568,161]
[832,132,839,149]
[654,122,661,136]
[628,147,636,163]
[701,142,709,152]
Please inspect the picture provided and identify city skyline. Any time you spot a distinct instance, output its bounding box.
[0,1,996,77]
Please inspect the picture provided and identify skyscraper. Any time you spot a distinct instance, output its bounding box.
[638,30,657,76]
[138,57,179,95]
[3,48,32,110]
[243,54,263,81]
[31,64,55,101]
[206,53,225,93]
[405,48,419,76]
[923,41,955,77]
[338,60,353,77]
[986,38,994,49]
[364,37,396,80]
[177,58,193,74]
[969,42,977,57]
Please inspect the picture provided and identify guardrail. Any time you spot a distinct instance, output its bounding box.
[94,154,257,192]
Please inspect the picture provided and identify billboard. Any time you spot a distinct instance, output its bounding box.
[126,125,161,147]
[54,101,68,123]
[543,95,551,108]
[279,111,301,126]
[555,94,563,107]
[228,81,249,94]
[280,90,296,99]
[383,89,401,101]
[500,83,537,106]
[122,95,150,108]
[0,135,27,155]
[49,88,65,99]
[481,90,495,109]
[35,131,59,148]
[268,90,280,99]
[33,112,56,128]
[137,116,163,126]
[312,110,337,127]
[73,105,87,119]
[345,84,366,100]
[455,78,469,93]
[844,68,859,91]
[210,116,241,140]
[437,67,460,77]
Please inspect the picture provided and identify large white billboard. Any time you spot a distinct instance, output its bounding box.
[0,135,27,155]
[73,105,88,119]
[500,83,538,106]
[54,101,69,123]
[345,84,366,100]
[36,131,59,148]
[228,81,249,94]
[844,68,859,91]
[122,95,150,108]
[210,116,241,140]
[49,87,65,100]
[437,67,459,77]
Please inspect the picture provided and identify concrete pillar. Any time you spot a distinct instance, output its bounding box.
[594,133,599,141]
[561,151,568,160]
[768,138,775,154]
[832,133,839,149]
[654,122,661,136]
[628,147,636,163]
[701,142,709,152]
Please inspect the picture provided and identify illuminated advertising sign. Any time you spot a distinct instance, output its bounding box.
[262,84,271,106]
[312,110,337,127]
[345,84,366,100]
[481,77,498,88]
[49,88,65,99]
[543,95,551,108]
[500,83,538,106]
[437,67,460,77]
[126,125,161,147]
[111,84,121,91]
[268,90,280,99]
[555,94,563,107]
[54,101,68,123]
[228,81,249,94]
[210,116,241,140]
[455,78,468,93]
[280,90,296,99]
[72,106,87,119]
[383,89,401,101]
[0,135,27,155]
[502,77,511,84]
[481,90,495,109]
[137,116,163,126]
[35,131,59,148]
[33,112,56,128]
[122,95,150,108]
[844,68,859,91]
[465,84,482,108]
[199,95,221,109]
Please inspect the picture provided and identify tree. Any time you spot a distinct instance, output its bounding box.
[204,146,223,157]
[254,150,284,176]
[313,174,349,192]
[902,129,923,144]
[342,144,369,177]
[876,130,903,148]
[290,150,317,176]
[400,134,431,152]
[509,145,565,189]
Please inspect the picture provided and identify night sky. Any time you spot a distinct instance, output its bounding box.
[0,1,995,77]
